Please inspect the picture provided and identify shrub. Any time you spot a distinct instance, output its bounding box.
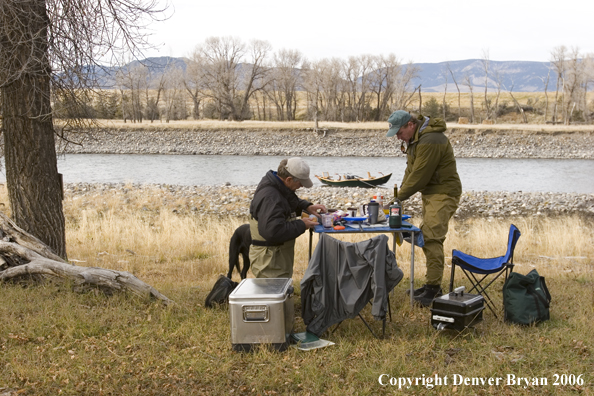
[422,97,441,118]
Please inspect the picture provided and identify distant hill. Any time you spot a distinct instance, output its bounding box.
[411,59,553,93]
[93,57,554,92]
[91,57,188,89]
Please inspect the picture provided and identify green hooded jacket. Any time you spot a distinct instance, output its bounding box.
[398,115,462,201]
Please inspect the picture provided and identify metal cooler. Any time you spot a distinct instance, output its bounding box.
[431,287,484,331]
[229,278,294,352]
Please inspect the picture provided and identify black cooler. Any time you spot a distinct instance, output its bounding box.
[431,287,484,331]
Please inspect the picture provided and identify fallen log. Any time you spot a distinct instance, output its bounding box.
[0,212,172,305]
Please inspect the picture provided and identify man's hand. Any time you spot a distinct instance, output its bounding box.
[302,217,319,229]
[306,204,327,220]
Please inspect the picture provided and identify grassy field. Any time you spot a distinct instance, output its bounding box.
[1,189,593,395]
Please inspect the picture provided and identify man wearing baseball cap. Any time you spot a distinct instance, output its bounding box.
[249,157,327,278]
[387,110,462,307]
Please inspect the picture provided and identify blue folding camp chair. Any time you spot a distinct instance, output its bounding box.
[448,224,521,317]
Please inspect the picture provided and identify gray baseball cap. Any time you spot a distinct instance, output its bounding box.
[286,157,313,188]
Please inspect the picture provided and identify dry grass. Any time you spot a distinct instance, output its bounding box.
[88,117,594,133]
[1,188,593,395]
[58,186,594,285]
[90,118,392,131]
[67,207,594,289]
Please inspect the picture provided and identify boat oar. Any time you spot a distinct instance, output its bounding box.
[357,179,391,189]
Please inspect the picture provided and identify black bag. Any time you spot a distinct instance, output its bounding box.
[503,269,551,325]
[205,275,238,308]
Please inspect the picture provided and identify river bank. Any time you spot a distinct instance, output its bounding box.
[63,183,594,220]
[61,124,594,159]
[56,122,594,219]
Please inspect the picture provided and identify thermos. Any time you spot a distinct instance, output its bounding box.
[368,201,380,224]
[389,184,402,228]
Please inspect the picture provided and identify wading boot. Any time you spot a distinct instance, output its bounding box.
[405,284,427,297]
[413,284,442,308]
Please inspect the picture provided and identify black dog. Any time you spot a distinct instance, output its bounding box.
[227,224,251,280]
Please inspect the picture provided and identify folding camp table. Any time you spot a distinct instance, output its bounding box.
[308,221,422,307]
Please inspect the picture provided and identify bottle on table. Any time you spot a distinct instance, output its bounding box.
[373,193,385,216]
[389,184,403,228]
[377,191,387,215]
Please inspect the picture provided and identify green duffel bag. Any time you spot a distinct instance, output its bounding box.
[503,269,551,325]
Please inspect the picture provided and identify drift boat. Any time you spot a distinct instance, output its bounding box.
[315,172,392,188]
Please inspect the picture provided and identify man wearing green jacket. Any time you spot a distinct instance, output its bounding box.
[387,110,462,307]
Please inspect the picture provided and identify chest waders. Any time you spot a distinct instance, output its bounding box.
[249,214,298,279]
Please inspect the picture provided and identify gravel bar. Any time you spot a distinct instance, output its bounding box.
[64,183,594,220]
[62,128,594,159]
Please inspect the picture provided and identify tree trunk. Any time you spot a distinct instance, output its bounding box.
[469,90,475,123]
[553,79,559,124]
[508,89,528,123]
[193,98,200,120]
[0,1,66,259]
[446,64,461,118]
[442,71,448,119]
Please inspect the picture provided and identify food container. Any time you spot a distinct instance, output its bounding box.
[321,214,333,228]
[229,278,294,352]
[332,210,347,222]
[430,287,484,331]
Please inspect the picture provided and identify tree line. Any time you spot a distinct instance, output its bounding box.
[61,39,594,126]
[61,36,421,124]
[446,47,594,125]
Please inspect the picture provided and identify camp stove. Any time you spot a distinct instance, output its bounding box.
[431,286,484,331]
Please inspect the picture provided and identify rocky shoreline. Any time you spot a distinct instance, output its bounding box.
[64,183,594,221]
[62,127,594,159]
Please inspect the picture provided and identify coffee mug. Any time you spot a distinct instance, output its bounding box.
[359,204,368,216]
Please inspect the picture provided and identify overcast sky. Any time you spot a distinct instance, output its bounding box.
[143,0,593,64]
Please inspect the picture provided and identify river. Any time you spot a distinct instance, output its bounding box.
[1,155,593,193]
